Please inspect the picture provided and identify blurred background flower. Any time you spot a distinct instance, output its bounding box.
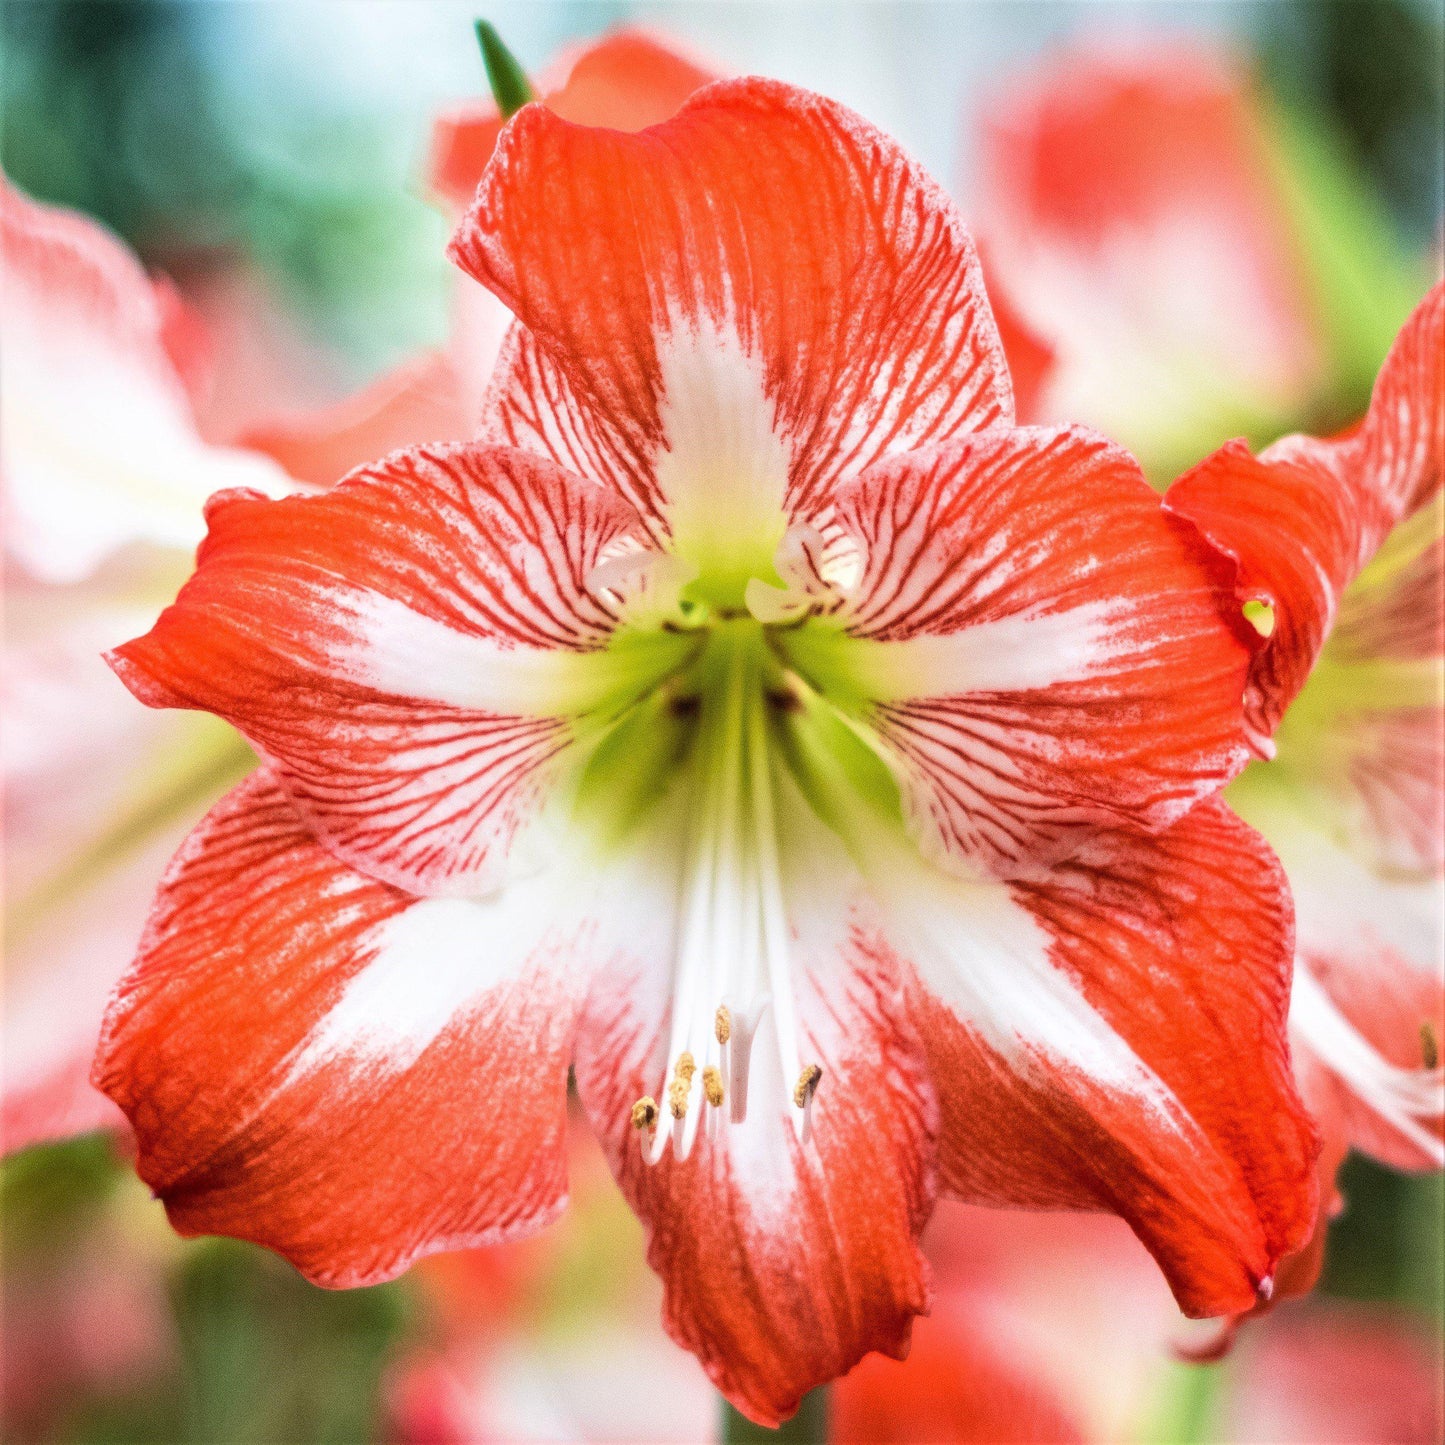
[3,2,1441,1441]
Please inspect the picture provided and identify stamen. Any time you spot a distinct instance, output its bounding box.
[642,630,811,1164]
[1423,1021,1439,1070]
[793,1063,823,1109]
[631,1097,658,1130]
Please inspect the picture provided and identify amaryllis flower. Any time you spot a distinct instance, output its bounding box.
[96,80,1316,1423]
[974,42,1423,480]
[1167,283,1444,1275]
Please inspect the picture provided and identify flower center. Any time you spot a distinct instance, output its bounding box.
[625,620,823,1163]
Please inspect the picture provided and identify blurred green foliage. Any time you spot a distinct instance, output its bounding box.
[1258,0,1445,247]
[0,0,450,374]
[2,1138,414,1445]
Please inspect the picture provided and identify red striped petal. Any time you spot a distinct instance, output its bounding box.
[108,444,647,895]
[820,425,1253,875]
[573,803,936,1427]
[93,774,587,1287]
[453,79,1011,537]
[904,798,1317,1318]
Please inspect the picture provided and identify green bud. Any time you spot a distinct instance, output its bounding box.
[475,19,534,119]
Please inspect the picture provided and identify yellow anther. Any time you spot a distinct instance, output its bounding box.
[703,1065,725,1107]
[714,1005,732,1046]
[668,1076,690,1120]
[1242,598,1276,638]
[1422,1020,1439,1070]
[675,1051,697,1082]
[631,1096,658,1130]
[793,1063,823,1109]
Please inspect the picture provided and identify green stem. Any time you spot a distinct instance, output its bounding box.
[721,1388,829,1445]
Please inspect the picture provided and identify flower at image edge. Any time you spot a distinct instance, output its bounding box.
[1166,281,1444,1312]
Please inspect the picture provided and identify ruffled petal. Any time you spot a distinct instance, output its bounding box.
[573,793,936,1426]
[92,774,589,1287]
[1165,281,1443,754]
[898,797,1317,1318]
[107,443,673,895]
[791,425,1252,876]
[428,27,717,213]
[454,78,1011,546]
[0,176,290,583]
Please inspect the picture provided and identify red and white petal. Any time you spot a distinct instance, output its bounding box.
[93,774,591,1287]
[574,794,937,1427]
[428,27,718,214]
[976,43,1322,474]
[242,350,473,488]
[799,426,1253,876]
[0,177,291,583]
[1235,774,1445,1170]
[1166,281,1443,750]
[455,78,1011,545]
[108,444,659,895]
[893,797,1317,1318]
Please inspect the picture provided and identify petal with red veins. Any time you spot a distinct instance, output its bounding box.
[454,78,1011,547]
[0,176,291,583]
[107,443,676,896]
[894,797,1317,1318]
[574,789,937,1427]
[93,774,590,1287]
[428,27,717,213]
[1165,281,1443,752]
[787,426,1252,876]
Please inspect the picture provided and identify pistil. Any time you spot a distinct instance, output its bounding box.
[632,623,821,1163]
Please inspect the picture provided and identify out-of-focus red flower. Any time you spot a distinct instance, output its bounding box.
[1223,1305,1444,1443]
[0,176,294,1153]
[97,75,1317,1424]
[385,1114,714,1444]
[976,43,1326,476]
[1168,282,1443,1319]
[837,1200,1443,1444]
